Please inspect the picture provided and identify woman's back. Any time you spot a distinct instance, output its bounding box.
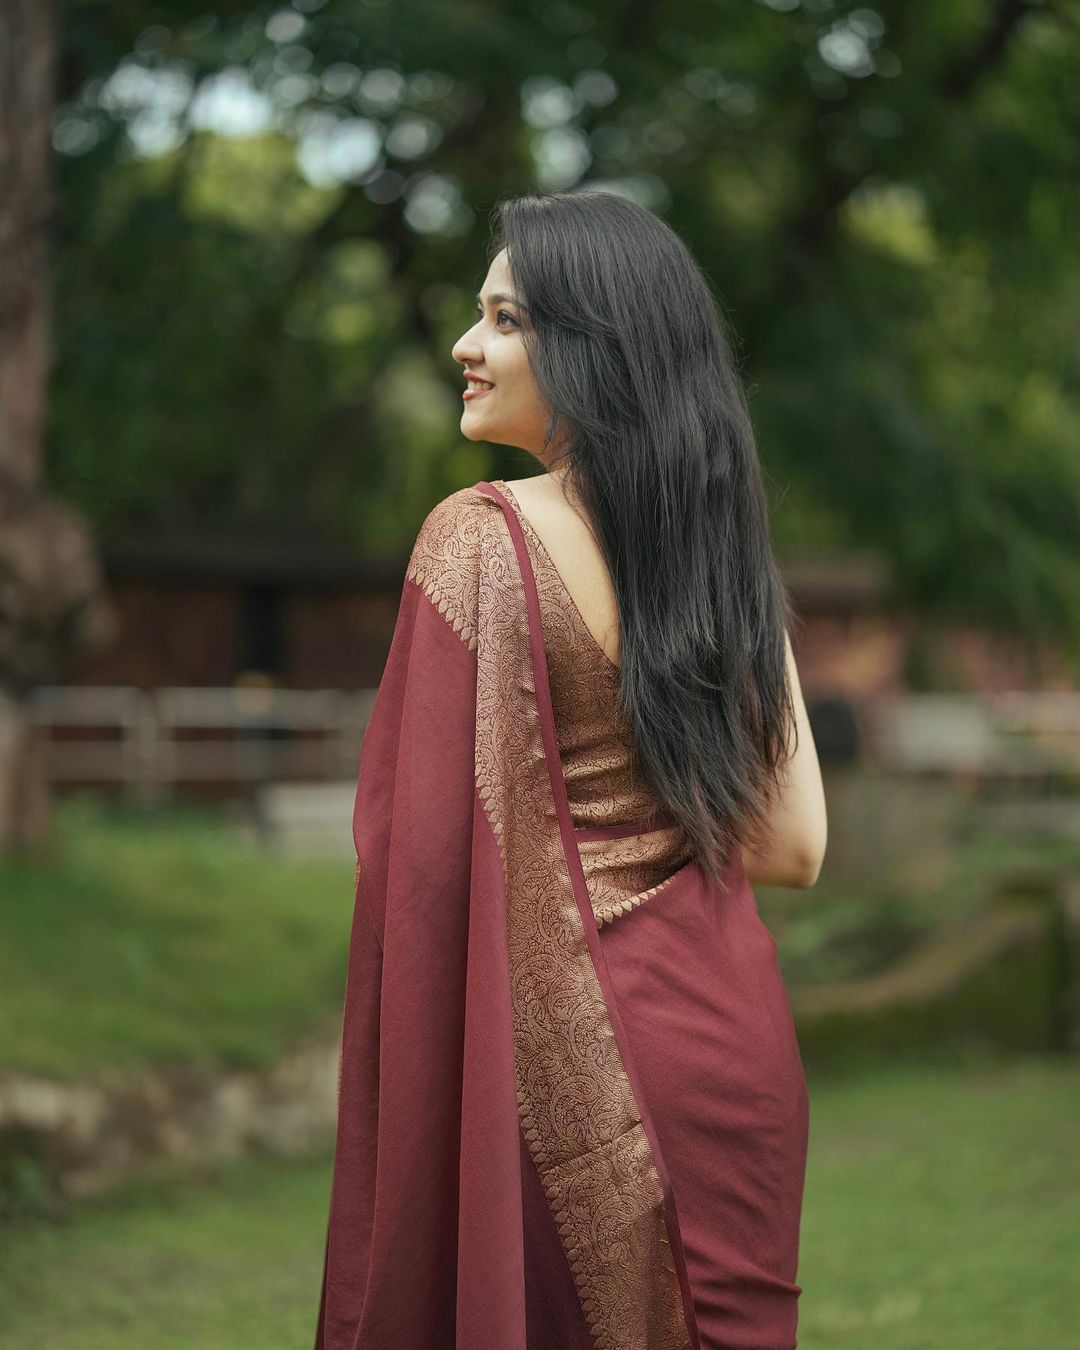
[493,479,697,929]
[498,474,622,668]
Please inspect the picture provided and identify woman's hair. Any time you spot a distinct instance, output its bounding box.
[488,190,798,892]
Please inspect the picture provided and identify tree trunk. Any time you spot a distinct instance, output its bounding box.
[0,0,113,855]
[0,0,52,500]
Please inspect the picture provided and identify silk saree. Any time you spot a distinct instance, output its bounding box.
[313,481,809,1350]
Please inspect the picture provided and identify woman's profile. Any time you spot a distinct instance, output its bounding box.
[314,189,828,1350]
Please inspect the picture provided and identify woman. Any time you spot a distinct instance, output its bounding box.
[314,191,827,1350]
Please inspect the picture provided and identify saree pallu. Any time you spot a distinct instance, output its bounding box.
[314,481,809,1350]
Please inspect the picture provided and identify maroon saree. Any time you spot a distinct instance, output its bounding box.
[313,482,808,1350]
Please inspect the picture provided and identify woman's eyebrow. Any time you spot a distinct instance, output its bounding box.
[475,291,522,307]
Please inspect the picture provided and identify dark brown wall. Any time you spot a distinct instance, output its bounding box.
[75,579,405,691]
[73,575,1075,696]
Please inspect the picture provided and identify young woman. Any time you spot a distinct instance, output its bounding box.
[315,191,827,1350]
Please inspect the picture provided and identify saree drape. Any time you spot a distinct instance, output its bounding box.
[313,481,807,1349]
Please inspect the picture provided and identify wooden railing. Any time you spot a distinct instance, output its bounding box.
[27,686,1080,803]
[28,685,377,805]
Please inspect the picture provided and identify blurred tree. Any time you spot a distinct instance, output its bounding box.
[38,0,1080,663]
[0,0,112,855]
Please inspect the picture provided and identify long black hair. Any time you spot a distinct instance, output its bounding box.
[488,190,798,891]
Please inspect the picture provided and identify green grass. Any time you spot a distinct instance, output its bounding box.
[0,1150,332,1349]
[0,797,354,1078]
[0,1053,1074,1349]
[797,1052,1077,1349]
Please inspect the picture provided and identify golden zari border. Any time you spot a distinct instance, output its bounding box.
[408,488,695,1349]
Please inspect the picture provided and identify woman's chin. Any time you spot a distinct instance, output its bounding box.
[460,412,493,439]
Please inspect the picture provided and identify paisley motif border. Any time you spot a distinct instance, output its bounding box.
[403,483,700,1346]
[474,482,700,1350]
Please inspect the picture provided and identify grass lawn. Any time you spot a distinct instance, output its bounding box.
[0,1150,331,1349]
[0,1052,1074,1349]
[0,796,355,1078]
[796,1051,1076,1349]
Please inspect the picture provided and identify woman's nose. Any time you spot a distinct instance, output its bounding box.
[451,319,482,366]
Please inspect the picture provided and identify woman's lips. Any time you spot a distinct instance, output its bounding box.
[462,383,493,400]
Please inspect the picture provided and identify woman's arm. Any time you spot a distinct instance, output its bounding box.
[740,629,828,889]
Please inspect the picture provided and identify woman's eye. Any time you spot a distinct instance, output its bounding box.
[474,307,517,328]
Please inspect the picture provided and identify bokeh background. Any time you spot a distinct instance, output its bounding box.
[1,1,1078,1346]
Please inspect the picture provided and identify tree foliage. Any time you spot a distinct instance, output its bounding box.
[48,0,1080,654]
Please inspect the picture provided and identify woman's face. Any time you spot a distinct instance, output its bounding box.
[450,248,549,454]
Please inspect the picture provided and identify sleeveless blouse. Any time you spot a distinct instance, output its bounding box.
[492,481,696,931]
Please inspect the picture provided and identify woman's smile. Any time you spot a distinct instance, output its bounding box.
[463,375,495,400]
